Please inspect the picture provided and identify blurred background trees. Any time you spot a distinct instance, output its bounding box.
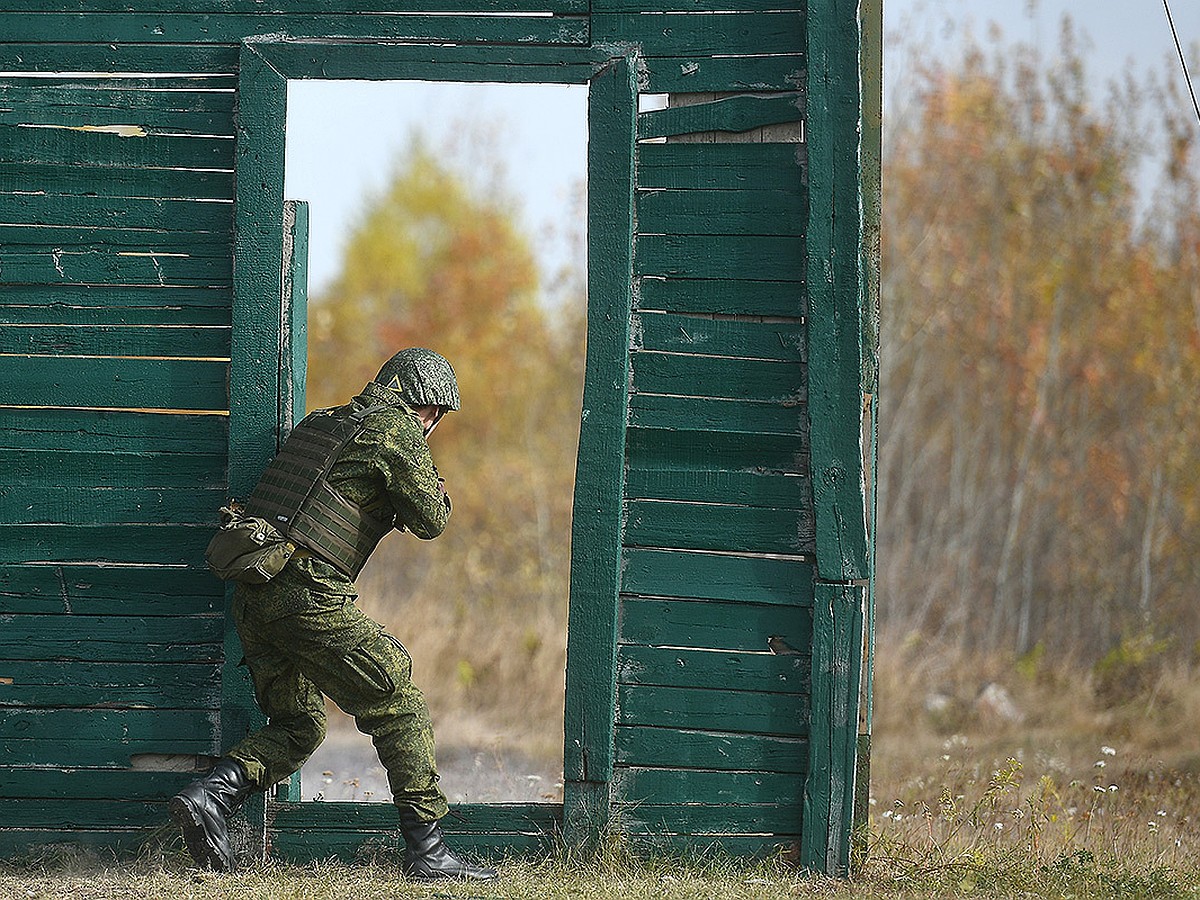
[306,136,585,764]
[878,22,1200,667]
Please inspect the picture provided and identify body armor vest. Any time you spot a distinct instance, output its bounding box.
[246,400,396,580]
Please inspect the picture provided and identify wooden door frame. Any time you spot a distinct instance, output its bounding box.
[228,38,638,855]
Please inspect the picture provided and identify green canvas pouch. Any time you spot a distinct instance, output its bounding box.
[205,504,296,584]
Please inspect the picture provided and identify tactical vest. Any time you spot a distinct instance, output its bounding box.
[246,400,397,579]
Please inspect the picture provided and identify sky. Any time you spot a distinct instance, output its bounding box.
[284,1,1200,294]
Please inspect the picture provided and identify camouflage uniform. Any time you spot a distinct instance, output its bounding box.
[225,380,451,821]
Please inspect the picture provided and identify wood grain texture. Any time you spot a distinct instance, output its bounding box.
[637,92,802,140]
[0,614,222,661]
[636,187,804,237]
[625,426,807,474]
[617,683,809,736]
[0,324,229,358]
[561,51,637,845]
[619,596,811,654]
[627,394,806,437]
[634,307,808,364]
[0,768,197,800]
[638,141,805,191]
[637,277,804,317]
[623,466,809,509]
[0,661,220,709]
[624,498,815,555]
[0,162,234,200]
[615,725,807,773]
[617,645,809,692]
[631,352,804,403]
[0,564,222,616]
[640,54,803,93]
[613,766,804,807]
[592,11,801,57]
[0,13,588,44]
[801,582,864,874]
[0,43,238,74]
[0,525,209,566]
[635,233,804,282]
[803,0,869,585]
[620,548,814,605]
[0,356,227,410]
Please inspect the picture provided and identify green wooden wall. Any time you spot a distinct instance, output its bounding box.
[0,0,876,876]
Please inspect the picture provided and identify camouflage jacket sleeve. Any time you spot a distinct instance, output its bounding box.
[368,410,451,540]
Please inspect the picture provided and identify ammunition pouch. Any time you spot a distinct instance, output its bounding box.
[205,505,296,584]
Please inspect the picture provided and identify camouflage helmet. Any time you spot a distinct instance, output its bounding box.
[375,348,460,411]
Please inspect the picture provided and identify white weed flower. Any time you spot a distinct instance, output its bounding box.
[1101,746,1116,756]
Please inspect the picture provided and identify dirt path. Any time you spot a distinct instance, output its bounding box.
[299,729,564,805]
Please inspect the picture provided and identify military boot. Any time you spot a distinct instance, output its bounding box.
[397,807,498,880]
[169,757,254,871]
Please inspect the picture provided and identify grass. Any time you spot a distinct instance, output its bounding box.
[7,644,1200,898]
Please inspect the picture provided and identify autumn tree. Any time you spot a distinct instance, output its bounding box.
[878,23,1200,662]
[307,136,586,760]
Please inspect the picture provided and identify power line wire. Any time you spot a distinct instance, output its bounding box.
[1163,0,1200,128]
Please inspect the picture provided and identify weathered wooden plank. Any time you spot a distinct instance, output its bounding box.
[616,801,803,835]
[0,613,221,662]
[0,193,231,232]
[0,525,210,566]
[0,225,232,249]
[626,426,807,474]
[0,768,196,800]
[621,548,814,606]
[0,14,589,44]
[0,356,227,410]
[0,126,233,170]
[641,54,804,93]
[638,142,804,191]
[619,596,811,653]
[0,564,222,616]
[618,683,808,736]
[628,394,806,437]
[0,43,238,75]
[271,801,560,834]
[801,583,865,874]
[0,708,217,744]
[804,0,869,590]
[0,324,230,358]
[636,234,804,282]
[613,766,804,807]
[638,277,804,317]
[624,466,808,510]
[0,163,234,200]
[636,188,803,237]
[0,105,232,135]
[0,285,231,322]
[625,498,815,555]
[615,725,808,773]
[617,645,809,692]
[638,93,802,140]
[0,799,165,830]
[0,661,220,709]
[632,352,803,404]
[634,311,805,360]
[561,52,637,840]
[5,484,223,526]
[0,78,233,102]
[256,40,604,81]
[0,0,585,12]
[0,252,232,288]
[592,11,801,57]
[3,736,215,768]
[0,407,227,453]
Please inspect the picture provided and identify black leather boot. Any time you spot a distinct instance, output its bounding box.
[397,807,498,880]
[169,757,255,871]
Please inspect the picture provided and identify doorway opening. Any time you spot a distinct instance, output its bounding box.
[283,79,588,805]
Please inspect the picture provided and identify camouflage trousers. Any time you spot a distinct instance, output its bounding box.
[225,578,449,822]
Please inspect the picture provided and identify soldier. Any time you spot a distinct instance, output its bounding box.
[170,348,496,881]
